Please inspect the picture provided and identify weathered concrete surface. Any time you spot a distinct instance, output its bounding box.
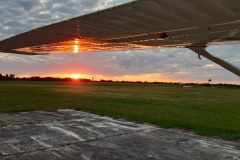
[0,109,239,160]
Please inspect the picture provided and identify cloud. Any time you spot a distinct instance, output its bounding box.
[0,0,133,40]
[0,0,239,83]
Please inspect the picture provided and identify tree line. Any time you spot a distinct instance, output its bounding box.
[0,73,91,82]
[0,73,239,87]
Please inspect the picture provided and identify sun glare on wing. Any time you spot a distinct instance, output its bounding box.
[71,74,81,80]
[74,45,79,53]
[74,39,79,53]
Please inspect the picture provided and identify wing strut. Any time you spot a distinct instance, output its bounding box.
[188,47,240,77]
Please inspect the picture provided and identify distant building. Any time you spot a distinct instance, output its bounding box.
[182,85,193,88]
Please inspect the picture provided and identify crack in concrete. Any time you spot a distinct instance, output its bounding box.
[30,136,52,148]
[45,124,85,141]
[147,154,166,160]
[1,127,155,158]
[1,110,239,160]
[0,117,80,130]
[0,119,63,128]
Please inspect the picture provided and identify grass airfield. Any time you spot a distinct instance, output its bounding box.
[0,81,239,141]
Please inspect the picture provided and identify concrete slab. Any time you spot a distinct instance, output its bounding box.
[0,109,239,160]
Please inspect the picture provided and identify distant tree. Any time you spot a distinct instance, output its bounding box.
[208,79,212,84]
[9,74,15,79]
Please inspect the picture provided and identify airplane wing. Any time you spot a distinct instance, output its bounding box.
[0,0,240,76]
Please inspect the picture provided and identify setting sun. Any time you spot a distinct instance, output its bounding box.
[71,74,81,80]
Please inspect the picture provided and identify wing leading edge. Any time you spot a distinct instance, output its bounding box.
[0,0,240,76]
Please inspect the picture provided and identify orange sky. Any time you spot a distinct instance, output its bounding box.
[16,73,239,85]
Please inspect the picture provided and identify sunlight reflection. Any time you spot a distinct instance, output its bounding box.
[74,39,79,53]
[75,39,79,44]
[74,45,79,53]
[14,37,176,54]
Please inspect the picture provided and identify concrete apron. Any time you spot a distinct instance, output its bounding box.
[0,109,239,160]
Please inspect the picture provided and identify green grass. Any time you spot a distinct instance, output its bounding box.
[0,81,240,141]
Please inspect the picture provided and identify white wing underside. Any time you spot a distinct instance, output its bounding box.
[0,0,239,76]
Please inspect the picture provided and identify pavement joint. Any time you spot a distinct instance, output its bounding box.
[1,127,155,158]
[0,110,239,160]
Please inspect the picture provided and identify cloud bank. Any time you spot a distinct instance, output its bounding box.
[0,0,239,83]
